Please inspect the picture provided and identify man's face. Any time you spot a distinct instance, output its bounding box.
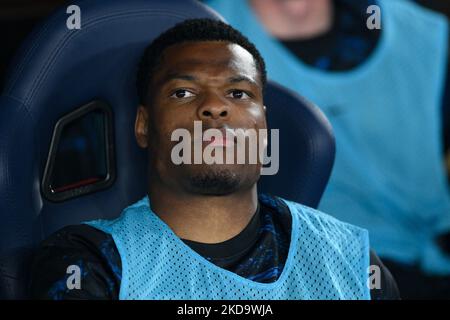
[135,41,266,195]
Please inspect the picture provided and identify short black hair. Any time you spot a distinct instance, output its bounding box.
[136,18,267,106]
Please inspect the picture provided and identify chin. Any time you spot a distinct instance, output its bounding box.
[176,162,261,195]
[187,167,241,196]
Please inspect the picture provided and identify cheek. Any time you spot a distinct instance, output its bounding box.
[153,106,182,135]
[153,110,194,150]
[147,112,174,151]
[245,104,267,129]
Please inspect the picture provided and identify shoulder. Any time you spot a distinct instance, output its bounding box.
[274,197,399,299]
[385,0,448,34]
[33,224,119,275]
[281,198,369,238]
[31,224,121,299]
[85,196,150,232]
[39,224,113,248]
[263,195,370,269]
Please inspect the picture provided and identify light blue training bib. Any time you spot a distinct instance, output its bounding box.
[206,0,450,275]
[85,196,370,300]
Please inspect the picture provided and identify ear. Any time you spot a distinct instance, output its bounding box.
[135,105,149,148]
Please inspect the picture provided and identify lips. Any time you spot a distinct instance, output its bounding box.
[203,128,236,148]
[205,136,235,147]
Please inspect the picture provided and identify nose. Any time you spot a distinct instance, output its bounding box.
[197,92,230,121]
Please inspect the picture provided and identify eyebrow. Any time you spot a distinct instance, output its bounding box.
[163,73,259,87]
[163,73,197,83]
[227,75,259,86]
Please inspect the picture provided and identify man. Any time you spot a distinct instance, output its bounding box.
[31,19,398,300]
[206,0,450,298]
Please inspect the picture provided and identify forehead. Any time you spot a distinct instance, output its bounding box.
[155,41,259,80]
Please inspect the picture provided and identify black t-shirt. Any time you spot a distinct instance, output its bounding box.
[31,194,399,300]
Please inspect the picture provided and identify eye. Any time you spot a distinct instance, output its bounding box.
[170,89,196,99]
[226,90,251,100]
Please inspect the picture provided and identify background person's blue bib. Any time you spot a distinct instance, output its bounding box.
[207,0,450,275]
[85,196,370,300]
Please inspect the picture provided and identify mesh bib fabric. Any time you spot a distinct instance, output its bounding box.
[85,196,370,300]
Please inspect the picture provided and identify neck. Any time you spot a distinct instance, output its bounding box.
[250,0,334,41]
[148,179,258,244]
